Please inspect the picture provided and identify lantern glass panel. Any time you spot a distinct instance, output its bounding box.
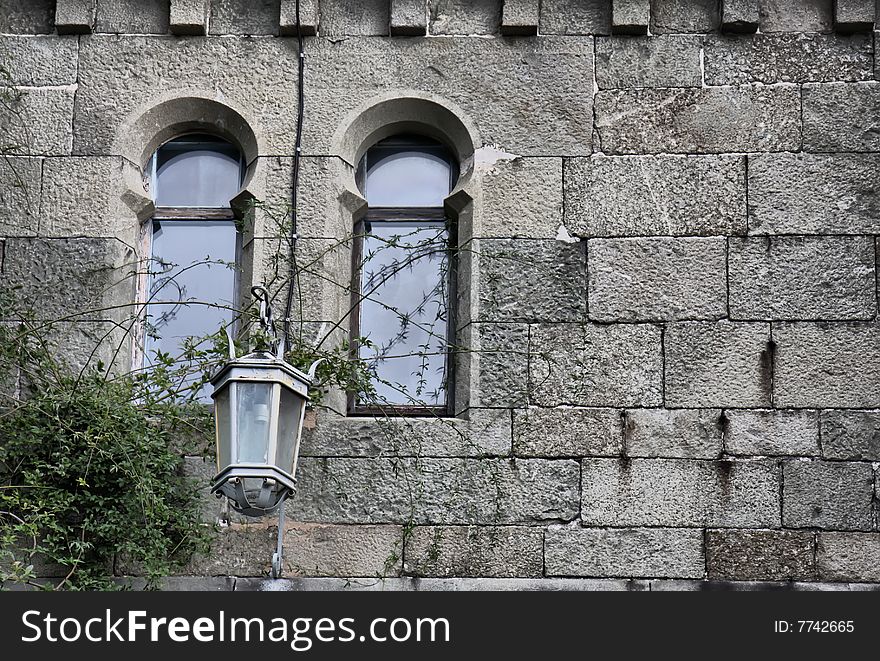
[214,384,233,469]
[276,386,306,474]
[236,382,274,463]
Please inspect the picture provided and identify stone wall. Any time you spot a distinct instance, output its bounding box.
[3,0,880,589]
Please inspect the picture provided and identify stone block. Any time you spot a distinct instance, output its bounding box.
[728,236,876,321]
[0,36,78,86]
[623,408,723,459]
[306,36,594,157]
[301,409,511,457]
[319,0,389,36]
[416,577,635,591]
[820,410,880,460]
[758,0,833,32]
[95,0,170,34]
[467,322,529,407]
[748,153,880,234]
[181,523,274,577]
[0,0,54,33]
[529,323,663,407]
[477,157,563,239]
[539,0,611,35]
[391,0,427,35]
[284,523,402,577]
[651,0,719,33]
[545,526,704,578]
[818,532,880,582]
[477,239,586,322]
[428,0,501,35]
[279,0,318,36]
[0,156,41,236]
[501,0,539,35]
[706,530,816,581]
[774,323,880,408]
[803,82,880,151]
[55,0,96,34]
[725,409,819,457]
[1,238,136,323]
[665,321,772,408]
[512,407,622,457]
[581,458,780,527]
[612,0,649,34]
[588,237,727,322]
[783,460,874,530]
[595,85,801,154]
[405,526,543,577]
[834,0,875,32]
[1,87,74,156]
[564,155,746,237]
[291,457,581,524]
[721,0,759,32]
[170,0,208,35]
[704,33,872,85]
[209,0,280,35]
[595,35,702,89]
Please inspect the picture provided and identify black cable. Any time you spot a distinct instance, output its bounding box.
[281,0,306,354]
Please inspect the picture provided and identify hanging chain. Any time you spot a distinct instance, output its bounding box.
[251,285,279,355]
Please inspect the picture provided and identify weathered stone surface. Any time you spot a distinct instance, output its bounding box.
[182,523,274,576]
[1,87,74,156]
[0,37,78,86]
[596,36,702,88]
[539,0,611,35]
[0,156,41,236]
[783,460,874,530]
[623,408,722,459]
[665,322,772,408]
[1,238,135,322]
[416,577,636,591]
[284,523,402,577]
[405,526,543,577]
[820,410,880,461]
[581,458,780,527]
[477,239,585,322]
[748,153,880,235]
[651,0,719,33]
[725,409,819,456]
[291,458,581,524]
[96,0,170,34]
[513,407,622,457]
[301,409,511,457]
[466,322,529,407]
[728,236,876,321]
[564,155,746,237]
[170,0,208,35]
[834,0,875,33]
[818,533,880,582]
[546,526,704,578]
[706,530,816,581]
[209,0,279,35]
[75,36,300,157]
[704,33,872,85]
[588,237,726,322]
[391,0,427,35]
[529,323,663,407]
[721,0,759,32]
[0,0,54,33]
[774,323,880,408]
[758,0,833,32]
[428,0,501,35]
[319,0,389,36]
[803,83,880,152]
[595,86,801,154]
[501,0,539,35]
[55,0,96,34]
[279,0,318,35]
[612,0,649,34]
[306,37,594,157]
[477,157,562,239]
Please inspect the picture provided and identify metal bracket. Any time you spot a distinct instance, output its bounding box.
[271,504,285,579]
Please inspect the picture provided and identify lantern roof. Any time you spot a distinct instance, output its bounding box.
[210,350,314,398]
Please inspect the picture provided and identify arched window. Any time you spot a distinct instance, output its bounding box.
[351,134,458,415]
[143,134,244,396]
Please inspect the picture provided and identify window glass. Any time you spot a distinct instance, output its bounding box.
[361,141,454,207]
[154,135,242,207]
